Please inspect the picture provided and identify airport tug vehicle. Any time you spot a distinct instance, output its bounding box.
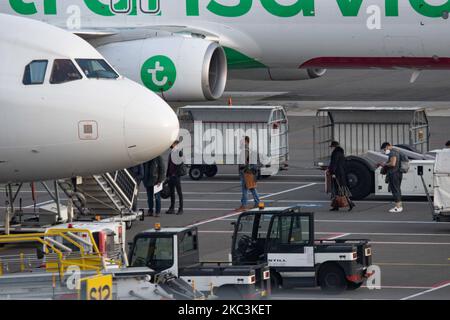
[128,223,271,299]
[232,205,373,291]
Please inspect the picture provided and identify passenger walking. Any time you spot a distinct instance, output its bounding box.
[327,141,354,212]
[380,142,403,213]
[143,156,165,217]
[236,136,261,211]
[166,140,185,215]
[127,164,144,212]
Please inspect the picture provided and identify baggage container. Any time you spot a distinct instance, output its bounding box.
[177,106,289,180]
[313,107,430,167]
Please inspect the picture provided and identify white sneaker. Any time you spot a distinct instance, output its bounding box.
[389,207,403,213]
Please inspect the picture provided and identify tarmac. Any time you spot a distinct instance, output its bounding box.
[1,69,450,300]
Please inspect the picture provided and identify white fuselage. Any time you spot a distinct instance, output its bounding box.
[0,14,179,183]
[2,1,450,69]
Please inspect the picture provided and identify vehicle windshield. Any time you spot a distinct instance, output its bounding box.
[234,213,273,250]
[130,236,174,272]
[75,59,119,79]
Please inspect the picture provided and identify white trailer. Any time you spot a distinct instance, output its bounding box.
[177,106,289,180]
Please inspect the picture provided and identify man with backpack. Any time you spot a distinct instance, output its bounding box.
[380,142,407,213]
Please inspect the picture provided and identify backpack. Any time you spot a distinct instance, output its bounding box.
[399,153,410,174]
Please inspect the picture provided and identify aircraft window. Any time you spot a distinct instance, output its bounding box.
[50,59,82,84]
[75,59,119,79]
[23,60,48,85]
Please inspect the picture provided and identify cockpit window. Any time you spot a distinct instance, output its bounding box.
[75,59,119,79]
[50,59,82,84]
[23,60,48,85]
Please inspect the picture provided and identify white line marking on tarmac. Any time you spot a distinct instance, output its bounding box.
[401,281,450,300]
[327,233,351,240]
[198,230,450,237]
[24,200,54,209]
[143,208,231,211]
[216,174,323,178]
[316,219,450,225]
[371,241,450,245]
[182,181,324,185]
[260,183,317,199]
[187,183,318,227]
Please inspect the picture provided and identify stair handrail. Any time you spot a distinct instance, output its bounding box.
[103,169,137,211]
[90,176,124,212]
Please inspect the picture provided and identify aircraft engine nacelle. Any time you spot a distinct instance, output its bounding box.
[229,68,327,81]
[97,37,228,101]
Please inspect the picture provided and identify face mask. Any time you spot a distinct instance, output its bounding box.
[384,149,391,155]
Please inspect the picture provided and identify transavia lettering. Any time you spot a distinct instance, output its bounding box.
[9,0,450,18]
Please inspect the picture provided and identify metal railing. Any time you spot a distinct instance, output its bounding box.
[104,169,137,210]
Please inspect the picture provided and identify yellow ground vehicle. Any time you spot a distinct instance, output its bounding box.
[0,228,120,278]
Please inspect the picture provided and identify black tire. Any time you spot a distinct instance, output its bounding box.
[346,281,363,290]
[344,159,373,200]
[319,264,348,292]
[204,165,218,178]
[189,166,203,181]
[216,285,242,300]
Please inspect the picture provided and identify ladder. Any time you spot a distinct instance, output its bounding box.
[59,169,137,218]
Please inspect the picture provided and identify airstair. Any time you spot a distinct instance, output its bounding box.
[1,169,142,233]
[58,169,143,226]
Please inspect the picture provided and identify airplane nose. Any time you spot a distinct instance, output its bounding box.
[124,89,179,164]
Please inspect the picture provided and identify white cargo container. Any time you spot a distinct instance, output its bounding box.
[177,106,289,180]
[314,107,430,167]
[313,107,432,200]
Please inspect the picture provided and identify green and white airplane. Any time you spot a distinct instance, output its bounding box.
[2,0,450,101]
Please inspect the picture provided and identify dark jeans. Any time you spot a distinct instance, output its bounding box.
[145,185,161,213]
[388,171,403,203]
[168,176,183,210]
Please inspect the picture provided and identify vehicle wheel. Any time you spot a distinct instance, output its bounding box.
[125,220,132,230]
[189,166,203,181]
[216,285,242,300]
[344,159,373,200]
[346,281,363,290]
[204,165,218,178]
[319,264,347,293]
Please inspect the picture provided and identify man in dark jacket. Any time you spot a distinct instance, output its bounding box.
[328,141,354,211]
[166,140,184,215]
[380,142,403,213]
[128,164,144,212]
[143,156,165,217]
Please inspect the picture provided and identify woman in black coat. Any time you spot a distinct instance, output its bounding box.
[328,141,355,211]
